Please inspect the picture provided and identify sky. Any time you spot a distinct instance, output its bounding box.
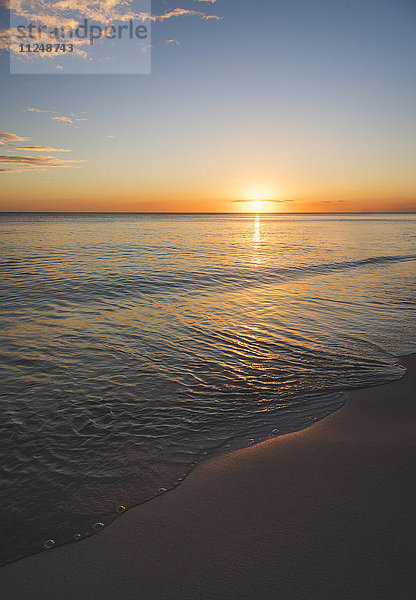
[0,0,415,213]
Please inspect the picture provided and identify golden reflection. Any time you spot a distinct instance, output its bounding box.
[253,216,261,243]
[252,216,262,265]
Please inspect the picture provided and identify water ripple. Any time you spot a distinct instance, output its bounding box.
[0,213,415,565]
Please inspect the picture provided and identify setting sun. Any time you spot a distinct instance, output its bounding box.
[240,185,277,213]
[251,200,267,213]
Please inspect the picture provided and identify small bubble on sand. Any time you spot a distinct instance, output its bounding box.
[116,505,126,513]
[157,487,166,494]
[93,522,104,531]
[73,533,82,541]
[44,540,55,549]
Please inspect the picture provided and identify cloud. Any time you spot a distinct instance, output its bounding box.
[105,134,115,138]
[152,8,222,22]
[0,132,30,144]
[22,108,87,126]
[0,130,85,174]
[50,116,75,123]
[320,199,347,204]
[0,28,11,52]
[5,1,221,30]
[49,113,88,125]
[2,1,222,61]
[13,146,72,152]
[47,1,222,24]
[25,107,55,113]
[1,10,87,58]
[166,39,181,45]
[0,155,85,167]
[232,198,298,203]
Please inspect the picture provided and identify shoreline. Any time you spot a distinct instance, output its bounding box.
[0,355,415,599]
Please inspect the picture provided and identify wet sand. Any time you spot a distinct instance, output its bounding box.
[1,355,415,599]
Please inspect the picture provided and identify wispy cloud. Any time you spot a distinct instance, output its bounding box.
[0,155,85,167]
[0,130,85,174]
[50,113,87,125]
[0,28,10,52]
[39,1,222,23]
[13,146,72,152]
[25,107,55,114]
[1,1,222,56]
[50,116,74,123]
[232,198,297,203]
[105,134,115,138]
[0,155,85,174]
[23,107,87,126]
[152,8,222,22]
[0,132,29,144]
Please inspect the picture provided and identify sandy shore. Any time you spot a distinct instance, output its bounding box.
[1,355,415,599]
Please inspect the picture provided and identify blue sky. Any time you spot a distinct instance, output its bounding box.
[0,0,415,211]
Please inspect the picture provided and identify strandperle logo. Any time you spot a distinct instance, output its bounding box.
[16,18,149,46]
[9,0,152,75]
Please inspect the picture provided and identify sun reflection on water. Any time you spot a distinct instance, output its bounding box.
[252,216,262,265]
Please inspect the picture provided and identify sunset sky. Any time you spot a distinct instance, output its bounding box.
[0,0,415,213]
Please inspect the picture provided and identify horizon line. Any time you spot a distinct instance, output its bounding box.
[1,211,415,215]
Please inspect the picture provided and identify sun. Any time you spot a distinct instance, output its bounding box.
[242,185,274,212]
[251,200,266,213]
[233,184,282,213]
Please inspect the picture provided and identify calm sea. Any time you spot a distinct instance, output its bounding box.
[0,213,415,565]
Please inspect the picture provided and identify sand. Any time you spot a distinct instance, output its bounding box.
[0,355,415,600]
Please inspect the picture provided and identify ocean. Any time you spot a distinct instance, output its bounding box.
[0,212,415,565]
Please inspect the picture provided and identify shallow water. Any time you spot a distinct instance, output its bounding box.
[0,212,415,565]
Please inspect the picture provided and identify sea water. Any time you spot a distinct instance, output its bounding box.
[0,212,415,565]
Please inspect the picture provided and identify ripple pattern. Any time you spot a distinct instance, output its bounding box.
[0,213,415,565]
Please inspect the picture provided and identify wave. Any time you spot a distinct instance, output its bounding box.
[2,254,416,308]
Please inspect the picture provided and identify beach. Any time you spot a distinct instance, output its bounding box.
[0,354,414,599]
[2,1,415,594]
